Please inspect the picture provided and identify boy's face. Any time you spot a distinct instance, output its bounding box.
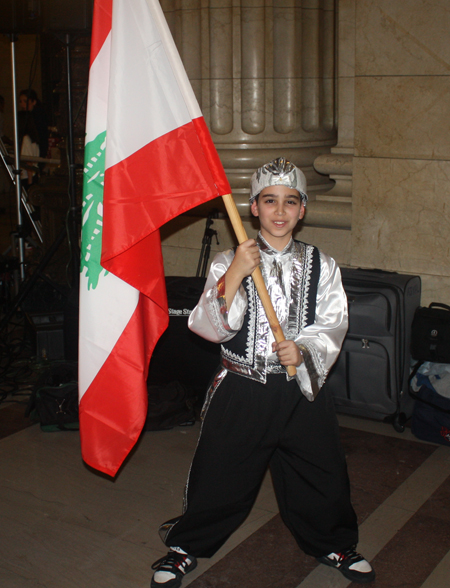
[251,185,305,250]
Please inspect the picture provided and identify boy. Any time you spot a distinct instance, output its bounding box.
[151,158,375,586]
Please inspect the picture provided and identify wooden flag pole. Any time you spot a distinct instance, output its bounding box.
[221,193,297,377]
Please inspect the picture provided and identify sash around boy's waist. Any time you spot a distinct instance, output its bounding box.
[220,354,287,384]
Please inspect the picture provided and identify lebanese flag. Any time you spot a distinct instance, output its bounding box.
[79,0,230,476]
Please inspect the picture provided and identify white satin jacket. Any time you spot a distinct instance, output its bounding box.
[188,234,348,401]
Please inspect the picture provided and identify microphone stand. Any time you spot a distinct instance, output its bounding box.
[0,33,80,332]
[196,210,219,278]
[9,34,26,282]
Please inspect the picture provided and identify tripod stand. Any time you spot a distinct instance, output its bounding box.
[0,33,80,333]
[0,136,44,247]
[3,35,36,283]
[196,210,219,278]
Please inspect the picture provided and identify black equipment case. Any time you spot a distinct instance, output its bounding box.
[147,276,220,400]
[408,302,450,445]
[323,268,421,431]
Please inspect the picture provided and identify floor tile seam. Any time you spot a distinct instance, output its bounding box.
[358,446,450,548]
[295,503,417,588]
[358,502,420,552]
[358,475,450,588]
[380,445,450,511]
[371,503,450,584]
[183,430,448,588]
[295,442,450,588]
[183,512,279,586]
[0,422,39,442]
[420,548,450,588]
[250,505,280,515]
[336,414,437,445]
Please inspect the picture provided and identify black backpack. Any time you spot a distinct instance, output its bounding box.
[26,362,79,431]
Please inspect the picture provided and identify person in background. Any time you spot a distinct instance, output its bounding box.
[17,111,40,187]
[19,89,49,160]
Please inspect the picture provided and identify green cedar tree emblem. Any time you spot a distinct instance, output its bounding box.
[80,131,108,290]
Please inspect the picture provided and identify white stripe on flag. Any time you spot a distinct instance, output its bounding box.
[144,0,201,119]
[79,270,139,398]
[85,32,112,145]
[106,0,202,170]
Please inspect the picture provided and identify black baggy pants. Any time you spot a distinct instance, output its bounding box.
[162,372,358,558]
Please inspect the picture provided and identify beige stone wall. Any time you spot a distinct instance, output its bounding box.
[349,0,450,305]
[163,0,450,307]
[161,213,352,278]
[2,6,447,309]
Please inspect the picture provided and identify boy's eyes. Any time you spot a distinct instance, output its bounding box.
[262,198,298,205]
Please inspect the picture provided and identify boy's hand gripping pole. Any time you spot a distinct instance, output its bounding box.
[221,193,297,377]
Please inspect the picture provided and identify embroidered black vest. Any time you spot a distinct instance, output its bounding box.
[220,239,321,383]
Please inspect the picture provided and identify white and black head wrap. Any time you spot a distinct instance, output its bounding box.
[249,157,308,205]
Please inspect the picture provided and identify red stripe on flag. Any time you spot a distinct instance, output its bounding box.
[79,292,168,477]
[89,0,112,67]
[81,0,232,476]
[192,117,230,196]
[101,117,230,291]
[102,223,168,313]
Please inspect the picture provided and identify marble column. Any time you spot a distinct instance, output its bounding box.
[313,0,354,229]
[161,0,338,220]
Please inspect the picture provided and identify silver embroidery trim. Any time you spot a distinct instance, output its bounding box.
[158,520,179,544]
[246,275,257,364]
[299,385,316,403]
[220,271,268,383]
[302,246,314,330]
[221,356,267,383]
[257,232,293,257]
[220,275,258,366]
[199,368,228,421]
[206,282,234,336]
[288,241,314,335]
[298,342,325,397]
[158,368,228,544]
[254,272,271,376]
[267,361,286,374]
[288,242,304,335]
[183,368,227,513]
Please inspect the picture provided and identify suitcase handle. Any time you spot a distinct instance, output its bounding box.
[429,302,450,312]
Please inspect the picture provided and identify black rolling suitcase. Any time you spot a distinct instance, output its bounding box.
[323,268,421,431]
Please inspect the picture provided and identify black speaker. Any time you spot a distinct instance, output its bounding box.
[43,0,93,33]
[147,277,221,399]
[0,0,93,34]
[27,310,65,360]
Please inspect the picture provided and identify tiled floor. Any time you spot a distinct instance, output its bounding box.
[1,400,450,588]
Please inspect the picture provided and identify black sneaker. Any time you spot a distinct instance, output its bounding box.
[317,546,375,584]
[151,549,197,588]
